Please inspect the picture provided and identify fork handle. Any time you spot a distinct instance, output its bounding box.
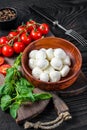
[29,5,56,24]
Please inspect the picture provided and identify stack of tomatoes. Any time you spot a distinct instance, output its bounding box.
[0,20,49,57]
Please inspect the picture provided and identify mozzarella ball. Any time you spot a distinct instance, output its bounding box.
[36,50,46,59]
[40,72,49,82]
[46,48,54,61]
[32,67,43,79]
[40,48,46,52]
[44,65,55,74]
[50,57,63,70]
[54,48,66,59]
[29,50,38,59]
[60,65,70,77]
[63,55,71,66]
[36,59,49,70]
[29,58,36,69]
[49,70,61,82]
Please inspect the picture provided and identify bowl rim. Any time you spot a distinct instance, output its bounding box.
[22,36,82,85]
[0,7,17,23]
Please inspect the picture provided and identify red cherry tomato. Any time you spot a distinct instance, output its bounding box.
[2,45,14,57]
[17,25,27,33]
[13,42,25,53]
[38,23,49,35]
[30,29,42,40]
[0,48,2,55]
[8,31,18,39]
[0,64,11,75]
[0,57,4,65]
[20,33,32,45]
[0,36,8,46]
[26,20,36,32]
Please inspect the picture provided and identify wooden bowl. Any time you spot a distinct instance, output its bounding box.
[22,37,82,91]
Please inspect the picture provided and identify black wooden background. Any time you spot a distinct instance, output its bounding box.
[0,0,87,130]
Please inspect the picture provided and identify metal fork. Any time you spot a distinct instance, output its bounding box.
[53,21,87,47]
[29,5,87,47]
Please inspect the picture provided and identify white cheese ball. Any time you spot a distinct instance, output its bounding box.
[40,48,46,52]
[44,65,55,74]
[50,57,63,70]
[60,65,70,77]
[36,59,49,70]
[54,48,66,59]
[36,50,46,59]
[29,50,38,59]
[49,70,61,82]
[32,67,43,79]
[63,55,71,66]
[29,58,36,69]
[40,72,49,82]
[46,48,54,61]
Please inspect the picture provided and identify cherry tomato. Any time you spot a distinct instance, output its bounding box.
[8,31,18,39]
[13,42,25,53]
[17,25,27,33]
[0,36,8,46]
[2,45,14,57]
[0,64,11,75]
[0,48,2,55]
[30,29,42,40]
[26,20,36,32]
[0,57,4,65]
[26,20,36,26]
[38,23,49,35]
[20,33,32,45]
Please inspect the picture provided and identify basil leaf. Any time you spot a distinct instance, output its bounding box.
[0,84,6,96]
[19,77,34,90]
[1,95,11,111]
[16,93,35,102]
[2,83,14,96]
[5,67,14,83]
[10,102,20,119]
[14,53,22,68]
[33,93,52,101]
[16,85,31,94]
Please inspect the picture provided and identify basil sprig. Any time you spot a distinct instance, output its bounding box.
[0,53,52,119]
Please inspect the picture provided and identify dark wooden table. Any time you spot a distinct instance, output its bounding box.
[0,0,87,130]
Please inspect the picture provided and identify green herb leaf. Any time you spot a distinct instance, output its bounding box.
[1,95,11,111]
[0,84,6,96]
[14,53,22,68]
[16,92,35,103]
[0,53,52,119]
[33,93,52,101]
[16,78,34,93]
[10,102,20,119]
[5,67,14,82]
[0,83,14,96]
